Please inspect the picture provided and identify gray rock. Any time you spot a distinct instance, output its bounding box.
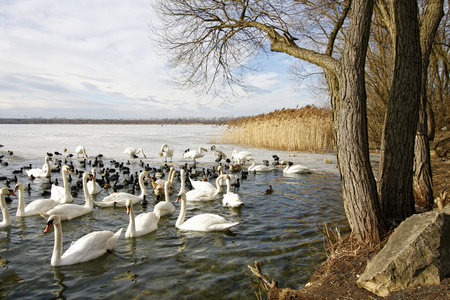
[356,209,450,297]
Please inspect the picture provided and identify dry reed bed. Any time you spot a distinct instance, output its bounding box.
[218,105,334,152]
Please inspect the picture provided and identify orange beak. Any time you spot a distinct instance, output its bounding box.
[43,223,52,234]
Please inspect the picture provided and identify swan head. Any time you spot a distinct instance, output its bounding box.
[14,182,24,193]
[1,187,16,198]
[82,171,92,182]
[176,191,186,203]
[43,215,61,233]
[200,147,208,152]
[210,145,216,150]
[126,199,133,214]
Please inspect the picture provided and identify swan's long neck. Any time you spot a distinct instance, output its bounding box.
[249,160,256,169]
[176,170,187,228]
[215,175,224,193]
[82,175,93,208]
[52,222,63,266]
[0,194,11,226]
[138,172,146,197]
[62,168,70,198]
[161,144,168,151]
[168,168,174,184]
[16,185,25,216]
[226,179,232,194]
[127,206,136,237]
[164,182,171,203]
[175,194,186,229]
[283,164,290,172]
[44,158,51,177]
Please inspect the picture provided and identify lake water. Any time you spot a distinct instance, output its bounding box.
[0,124,348,299]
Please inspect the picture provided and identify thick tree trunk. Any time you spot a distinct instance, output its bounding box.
[378,0,422,225]
[413,0,444,210]
[333,0,386,243]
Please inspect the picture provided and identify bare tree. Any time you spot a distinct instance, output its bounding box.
[412,0,445,210]
[364,0,445,211]
[151,0,429,243]
[428,11,450,131]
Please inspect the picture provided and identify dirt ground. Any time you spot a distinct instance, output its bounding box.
[255,132,450,299]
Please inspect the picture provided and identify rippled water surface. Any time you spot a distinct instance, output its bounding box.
[0,124,348,299]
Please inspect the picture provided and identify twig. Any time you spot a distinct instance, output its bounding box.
[248,261,278,291]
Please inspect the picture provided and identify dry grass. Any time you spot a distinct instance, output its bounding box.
[218,105,334,152]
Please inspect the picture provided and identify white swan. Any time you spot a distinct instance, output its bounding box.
[76,145,88,158]
[175,169,239,232]
[222,176,244,208]
[50,165,73,203]
[231,150,253,164]
[123,147,146,159]
[248,158,275,172]
[183,147,207,162]
[87,168,102,195]
[153,181,176,217]
[0,187,14,228]
[43,214,122,266]
[159,144,173,162]
[186,174,228,201]
[43,172,94,220]
[26,156,52,178]
[210,145,227,159]
[15,183,58,217]
[125,199,159,238]
[96,171,149,207]
[189,175,219,193]
[280,160,311,174]
[216,166,239,186]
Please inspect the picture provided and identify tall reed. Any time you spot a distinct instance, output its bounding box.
[217,105,334,152]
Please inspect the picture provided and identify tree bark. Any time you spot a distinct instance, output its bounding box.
[378,0,422,225]
[334,0,386,243]
[413,0,444,210]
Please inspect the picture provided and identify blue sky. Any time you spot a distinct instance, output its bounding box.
[0,0,321,120]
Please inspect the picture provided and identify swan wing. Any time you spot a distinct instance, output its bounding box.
[179,213,238,231]
[208,222,239,231]
[189,178,216,192]
[26,168,46,177]
[286,165,310,174]
[50,185,64,202]
[223,193,243,207]
[87,181,102,195]
[60,229,122,265]
[186,189,217,201]
[25,199,58,215]
[45,204,91,220]
[100,192,141,206]
[134,212,159,234]
[154,202,175,217]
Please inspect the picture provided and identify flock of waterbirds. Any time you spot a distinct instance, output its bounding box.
[0,143,312,266]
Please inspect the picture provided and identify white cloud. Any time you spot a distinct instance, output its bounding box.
[0,0,315,119]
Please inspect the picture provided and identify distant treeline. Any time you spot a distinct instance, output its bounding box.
[0,117,233,125]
